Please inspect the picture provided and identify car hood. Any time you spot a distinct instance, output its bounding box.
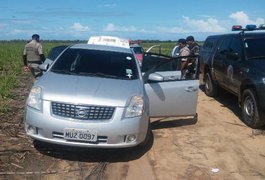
[36,72,143,107]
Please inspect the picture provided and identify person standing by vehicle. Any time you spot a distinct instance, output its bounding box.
[23,34,45,78]
[177,38,190,78]
[186,36,200,55]
[186,36,200,78]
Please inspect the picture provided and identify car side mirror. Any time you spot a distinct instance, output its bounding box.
[39,63,49,71]
[148,73,164,82]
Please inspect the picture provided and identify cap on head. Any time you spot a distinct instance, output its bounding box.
[178,38,186,44]
[32,34,40,39]
[186,36,194,42]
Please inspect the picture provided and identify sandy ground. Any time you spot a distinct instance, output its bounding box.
[1,74,265,180]
[104,90,265,180]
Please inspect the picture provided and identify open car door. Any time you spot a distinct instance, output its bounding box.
[142,53,199,118]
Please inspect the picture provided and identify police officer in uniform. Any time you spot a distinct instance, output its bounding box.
[177,38,190,78]
[185,36,200,79]
[23,34,45,78]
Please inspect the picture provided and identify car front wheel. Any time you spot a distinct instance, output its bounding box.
[242,88,265,128]
[204,72,218,97]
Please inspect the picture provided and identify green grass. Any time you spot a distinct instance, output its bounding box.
[0,41,74,113]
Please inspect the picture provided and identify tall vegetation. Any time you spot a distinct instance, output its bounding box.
[0,41,73,113]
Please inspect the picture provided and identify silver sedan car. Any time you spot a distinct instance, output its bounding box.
[24,41,199,148]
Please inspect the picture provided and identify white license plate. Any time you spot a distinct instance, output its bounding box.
[64,128,97,142]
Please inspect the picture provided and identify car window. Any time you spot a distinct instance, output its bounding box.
[131,47,143,54]
[142,52,199,80]
[230,37,242,58]
[51,48,139,80]
[244,37,265,59]
[141,53,178,73]
[219,38,232,54]
[202,37,219,52]
[47,45,68,61]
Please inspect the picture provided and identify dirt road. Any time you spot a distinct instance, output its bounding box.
[1,74,265,180]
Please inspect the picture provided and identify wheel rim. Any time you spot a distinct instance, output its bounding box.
[243,96,255,120]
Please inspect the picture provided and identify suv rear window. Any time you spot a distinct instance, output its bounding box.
[51,48,139,80]
[202,37,219,52]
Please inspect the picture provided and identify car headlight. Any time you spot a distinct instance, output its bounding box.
[263,78,265,84]
[27,86,42,111]
[125,96,144,118]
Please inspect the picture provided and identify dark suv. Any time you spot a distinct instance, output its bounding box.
[200,25,265,128]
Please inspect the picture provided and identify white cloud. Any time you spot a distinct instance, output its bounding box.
[229,11,265,26]
[103,23,137,32]
[7,29,31,36]
[182,16,226,32]
[71,22,90,32]
[97,4,116,8]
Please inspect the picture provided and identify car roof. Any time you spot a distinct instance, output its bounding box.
[69,43,133,54]
[206,31,265,39]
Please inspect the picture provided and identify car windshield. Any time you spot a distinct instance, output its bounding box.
[47,45,68,61]
[51,48,139,80]
[244,37,265,60]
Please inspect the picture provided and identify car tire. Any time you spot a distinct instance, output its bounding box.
[204,72,218,97]
[242,88,265,128]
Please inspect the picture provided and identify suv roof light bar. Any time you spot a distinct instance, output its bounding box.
[232,24,265,35]
[232,25,243,31]
[245,24,257,31]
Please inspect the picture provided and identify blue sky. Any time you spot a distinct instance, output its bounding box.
[0,0,264,41]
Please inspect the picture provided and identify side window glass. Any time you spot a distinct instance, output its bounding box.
[142,53,199,81]
[244,37,265,59]
[141,53,177,73]
[219,38,232,54]
[230,38,242,58]
[48,45,68,61]
[203,40,213,51]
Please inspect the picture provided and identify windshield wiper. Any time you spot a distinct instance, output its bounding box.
[78,72,126,79]
[248,56,265,60]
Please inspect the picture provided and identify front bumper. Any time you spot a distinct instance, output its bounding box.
[24,101,149,148]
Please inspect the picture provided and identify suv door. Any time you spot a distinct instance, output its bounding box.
[222,37,243,93]
[142,53,199,117]
[213,37,232,86]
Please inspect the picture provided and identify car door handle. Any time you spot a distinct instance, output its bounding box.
[185,86,198,92]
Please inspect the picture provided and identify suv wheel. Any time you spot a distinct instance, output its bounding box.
[242,89,265,128]
[204,72,218,97]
